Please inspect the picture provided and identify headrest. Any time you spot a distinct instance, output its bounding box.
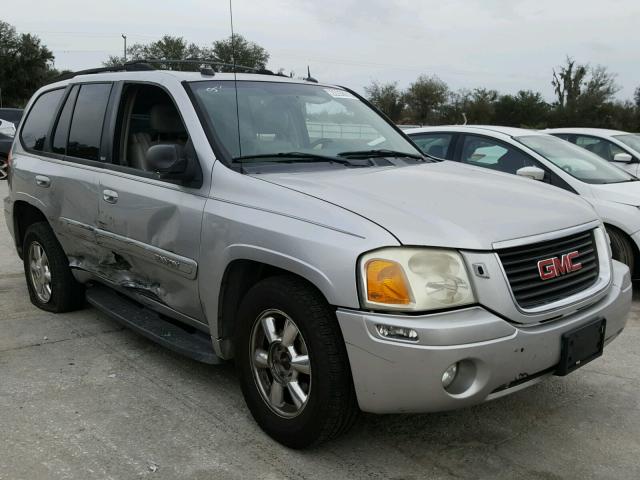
[150,104,184,134]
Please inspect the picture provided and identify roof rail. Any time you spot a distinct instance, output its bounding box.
[52,58,286,82]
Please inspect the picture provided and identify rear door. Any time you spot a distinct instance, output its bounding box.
[14,84,111,264]
[95,82,208,326]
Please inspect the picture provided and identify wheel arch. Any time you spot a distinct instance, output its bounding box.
[215,256,336,359]
[603,222,640,276]
[12,200,50,258]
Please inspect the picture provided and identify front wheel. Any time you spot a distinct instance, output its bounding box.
[236,276,358,448]
[0,156,7,180]
[607,227,635,277]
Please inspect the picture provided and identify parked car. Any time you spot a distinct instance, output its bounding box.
[4,69,631,448]
[0,108,23,181]
[407,125,640,275]
[545,128,640,176]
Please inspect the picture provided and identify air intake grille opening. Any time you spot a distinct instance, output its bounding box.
[497,230,599,309]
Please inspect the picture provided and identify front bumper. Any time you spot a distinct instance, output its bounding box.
[337,260,632,414]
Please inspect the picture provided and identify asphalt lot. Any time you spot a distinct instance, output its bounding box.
[1,179,639,480]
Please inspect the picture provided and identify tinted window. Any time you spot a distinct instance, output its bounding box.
[574,135,625,162]
[67,83,112,161]
[410,133,453,159]
[460,135,536,174]
[52,86,79,155]
[21,89,64,152]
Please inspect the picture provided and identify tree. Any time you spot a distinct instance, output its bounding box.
[635,86,640,108]
[0,21,57,107]
[494,90,550,128]
[364,81,405,122]
[104,35,210,70]
[211,34,269,70]
[551,57,588,110]
[403,75,449,125]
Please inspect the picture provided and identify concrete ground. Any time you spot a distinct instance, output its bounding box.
[1,180,639,480]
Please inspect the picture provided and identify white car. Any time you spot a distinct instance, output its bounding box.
[544,128,640,176]
[406,125,640,274]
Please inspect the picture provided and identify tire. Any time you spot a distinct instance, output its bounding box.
[607,227,635,277]
[235,275,358,448]
[23,222,85,312]
[0,156,7,181]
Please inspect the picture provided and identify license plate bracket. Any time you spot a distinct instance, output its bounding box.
[556,318,606,376]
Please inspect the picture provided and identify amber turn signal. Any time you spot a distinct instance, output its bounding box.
[365,259,411,305]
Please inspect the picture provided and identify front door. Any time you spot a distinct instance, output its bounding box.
[96,82,208,324]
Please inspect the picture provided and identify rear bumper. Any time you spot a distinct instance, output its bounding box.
[337,260,631,414]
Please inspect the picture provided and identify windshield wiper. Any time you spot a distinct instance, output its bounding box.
[337,149,425,160]
[232,152,365,166]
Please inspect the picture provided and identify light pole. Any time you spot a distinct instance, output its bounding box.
[121,34,127,62]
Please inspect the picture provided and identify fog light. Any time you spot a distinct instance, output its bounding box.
[442,363,459,389]
[376,324,419,342]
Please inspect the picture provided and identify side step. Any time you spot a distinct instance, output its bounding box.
[86,284,223,364]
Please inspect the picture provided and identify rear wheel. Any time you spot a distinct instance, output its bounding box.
[23,222,85,312]
[607,226,635,276]
[236,275,358,448]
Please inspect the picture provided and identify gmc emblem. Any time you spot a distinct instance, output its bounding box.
[537,251,582,280]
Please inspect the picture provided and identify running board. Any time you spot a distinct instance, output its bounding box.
[86,284,223,364]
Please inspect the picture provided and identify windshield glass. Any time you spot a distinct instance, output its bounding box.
[613,134,640,153]
[517,134,635,184]
[189,80,422,163]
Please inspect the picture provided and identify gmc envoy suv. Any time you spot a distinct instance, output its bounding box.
[3,65,632,448]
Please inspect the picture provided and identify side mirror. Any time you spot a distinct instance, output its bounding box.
[516,166,545,181]
[146,144,189,177]
[613,153,633,163]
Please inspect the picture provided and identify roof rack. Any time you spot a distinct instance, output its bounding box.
[53,58,287,82]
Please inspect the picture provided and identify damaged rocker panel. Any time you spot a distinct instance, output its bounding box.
[59,217,198,280]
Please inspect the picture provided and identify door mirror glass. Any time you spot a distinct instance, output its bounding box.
[613,152,633,163]
[516,166,545,181]
[146,144,189,176]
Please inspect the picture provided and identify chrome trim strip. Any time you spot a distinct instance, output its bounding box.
[495,226,612,316]
[492,220,601,250]
[59,217,198,280]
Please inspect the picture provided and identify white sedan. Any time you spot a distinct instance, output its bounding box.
[406,125,640,275]
[544,128,640,176]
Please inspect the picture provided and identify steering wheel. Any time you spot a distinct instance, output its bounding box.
[309,138,333,149]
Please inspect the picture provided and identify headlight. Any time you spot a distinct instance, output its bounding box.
[359,248,476,312]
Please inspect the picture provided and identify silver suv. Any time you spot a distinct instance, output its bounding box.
[3,66,632,448]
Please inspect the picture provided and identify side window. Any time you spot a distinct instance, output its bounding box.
[574,135,625,162]
[67,83,112,161]
[20,89,64,152]
[52,86,79,155]
[410,133,453,159]
[115,84,189,171]
[460,135,537,174]
[551,133,572,141]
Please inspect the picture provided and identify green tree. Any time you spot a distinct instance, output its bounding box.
[403,75,449,125]
[635,86,640,108]
[364,81,405,122]
[104,35,210,70]
[0,21,57,107]
[494,90,550,128]
[211,34,269,70]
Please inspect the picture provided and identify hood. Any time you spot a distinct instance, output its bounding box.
[256,161,598,250]
[591,180,640,207]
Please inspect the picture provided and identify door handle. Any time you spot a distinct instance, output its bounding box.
[103,189,119,204]
[35,175,51,188]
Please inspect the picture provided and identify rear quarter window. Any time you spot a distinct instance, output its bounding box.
[20,89,65,152]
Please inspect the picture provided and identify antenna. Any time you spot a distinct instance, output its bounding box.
[304,65,318,83]
[229,0,242,157]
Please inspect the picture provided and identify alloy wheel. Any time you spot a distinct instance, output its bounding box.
[250,309,312,418]
[29,242,52,303]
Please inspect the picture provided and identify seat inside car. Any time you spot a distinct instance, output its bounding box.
[128,103,187,171]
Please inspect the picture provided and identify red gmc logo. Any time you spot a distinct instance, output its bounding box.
[537,251,582,280]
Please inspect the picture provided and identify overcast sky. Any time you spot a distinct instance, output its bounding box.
[5,0,640,100]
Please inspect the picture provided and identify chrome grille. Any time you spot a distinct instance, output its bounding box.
[497,230,599,309]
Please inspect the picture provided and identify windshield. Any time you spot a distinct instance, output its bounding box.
[613,134,640,153]
[517,134,635,184]
[189,80,422,165]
